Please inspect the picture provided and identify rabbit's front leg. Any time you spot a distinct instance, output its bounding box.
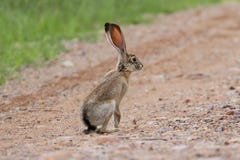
[114,106,121,129]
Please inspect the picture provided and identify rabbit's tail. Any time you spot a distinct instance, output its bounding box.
[82,111,97,134]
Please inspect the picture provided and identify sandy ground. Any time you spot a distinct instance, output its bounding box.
[0,3,240,160]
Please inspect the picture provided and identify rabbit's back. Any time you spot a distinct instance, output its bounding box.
[84,71,128,103]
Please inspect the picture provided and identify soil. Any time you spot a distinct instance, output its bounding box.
[0,3,240,160]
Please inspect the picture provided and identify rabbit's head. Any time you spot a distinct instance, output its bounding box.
[105,23,143,72]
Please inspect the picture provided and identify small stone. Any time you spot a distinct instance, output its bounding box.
[203,118,213,123]
[229,86,235,90]
[19,107,27,111]
[234,111,240,118]
[224,141,229,145]
[195,153,203,157]
[231,98,240,104]
[25,136,33,139]
[185,99,191,103]
[216,126,224,132]
[222,105,235,109]
[219,116,227,120]
[2,95,8,98]
[192,124,199,129]
[175,119,185,123]
[151,87,157,91]
[148,146,154,151]
[5,116,12,120]
[226,110,234,115]
[186,73,209,80]
[158,98,162,101]
[132,119,137,125]
[146,121,156,125]
[62,60,74,67]
[210,89,215,92]
[227,137,240,144]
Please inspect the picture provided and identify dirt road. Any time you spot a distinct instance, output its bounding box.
[0,3,240,160]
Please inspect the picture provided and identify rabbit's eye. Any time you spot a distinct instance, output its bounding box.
[132,57,136,62]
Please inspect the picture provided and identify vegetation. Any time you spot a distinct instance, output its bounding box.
[0,0,222,84]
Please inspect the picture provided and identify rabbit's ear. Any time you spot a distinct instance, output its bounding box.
[105,23,127,57]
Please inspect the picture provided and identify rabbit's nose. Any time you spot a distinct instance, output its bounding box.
[138,64,143,70]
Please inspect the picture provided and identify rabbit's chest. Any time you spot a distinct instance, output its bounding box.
[119,80,128,98]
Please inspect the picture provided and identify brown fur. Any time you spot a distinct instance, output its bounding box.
[81,23,143,134]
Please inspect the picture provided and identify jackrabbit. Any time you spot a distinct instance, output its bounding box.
[81,22,143,134]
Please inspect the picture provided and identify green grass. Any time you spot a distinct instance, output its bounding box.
[0,0,222,84]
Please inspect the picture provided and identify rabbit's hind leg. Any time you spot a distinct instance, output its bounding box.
[96,112,113,134]
[96,100,117,134]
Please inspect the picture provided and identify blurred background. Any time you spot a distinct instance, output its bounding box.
[0,0,225,84]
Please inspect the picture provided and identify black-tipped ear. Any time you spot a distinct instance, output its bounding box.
[104,22,127,54]
[104,23,110,32]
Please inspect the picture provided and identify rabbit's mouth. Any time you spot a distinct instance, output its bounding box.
[136,63,143,70]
